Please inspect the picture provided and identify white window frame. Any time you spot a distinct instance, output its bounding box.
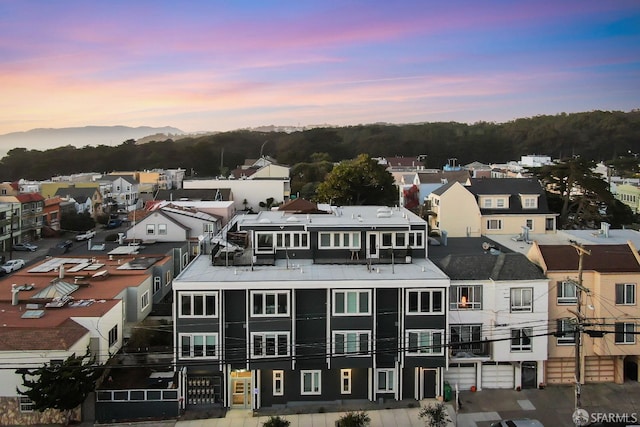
[525,219,534,231]
[522,196,538,209]
[341,369,352,394]
[376,368,396,392]
[557,318,576,345]
[251,291,290,317]
[483,198,493,208]
[251,332,290,358]
[615,322,636,344]
[158,223,167,235]
[179,333,218,359]
[616,283,636,305]
[406,289,444,315]
[333,330,371,356]
[318,232,360,249]
[486,219,503,230]
[273,370,284,396]
[255,232,275,254]
[406,329,444,356]
[379,231,425,249]
[449,285,482,310]
[510,327,533,352]
[19,396,34,412]
[301,370,321,395]
[146,224,155,235]
[166,270,172,284]
[333,290,371,316]
[557,281,577,305]
[179,292,218,318]
[496,198,506,208]
[510,288,533,312]
[153,276,162,294]
[276,231,310,249]
[141,290,149,311]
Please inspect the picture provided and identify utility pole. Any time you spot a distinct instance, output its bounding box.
[571,242,591,426]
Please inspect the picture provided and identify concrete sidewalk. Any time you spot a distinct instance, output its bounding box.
[175,405,456,427]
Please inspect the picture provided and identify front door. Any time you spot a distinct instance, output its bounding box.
[367,233,379,259]
[230,371,252,409]
[423,369,437,398]
[521,362,537,389]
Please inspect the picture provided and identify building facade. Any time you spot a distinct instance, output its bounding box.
[173,205,449,410]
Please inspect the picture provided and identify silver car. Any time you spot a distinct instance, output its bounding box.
[12,243,38,251]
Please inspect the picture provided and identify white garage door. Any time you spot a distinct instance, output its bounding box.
[444,364,476,391]
[482,362,514,389]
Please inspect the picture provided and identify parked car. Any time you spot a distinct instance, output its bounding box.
[1,259,25,273]
[12,242,38,252]
[75,230,96,241]
[56,240,73,250]
[490,420,544,427]
[104,219,123,229]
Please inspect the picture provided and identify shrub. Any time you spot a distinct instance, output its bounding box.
[337,411,370,427]
[262,415,291,427]
[418,402,451,427]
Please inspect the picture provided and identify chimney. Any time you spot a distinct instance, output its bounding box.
[11,284,19,306]
[59,264,65,279]
[601,222,610,238]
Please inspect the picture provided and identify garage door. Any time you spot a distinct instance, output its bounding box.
[444,363,476,391]
[482,362,514,389]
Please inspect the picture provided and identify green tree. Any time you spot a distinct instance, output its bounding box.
[535,156,613,229]
[418,402,451,427]
[60,211,96,232]
[337,411,371,427]
[17,350,101,425]
[314,154,397,206]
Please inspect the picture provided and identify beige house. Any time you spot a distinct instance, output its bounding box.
[527,242,640,384]
[427,178,557,238]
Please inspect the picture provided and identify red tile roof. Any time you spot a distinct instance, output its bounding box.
[16,193,45,202]
[0,318,89,351]
[538,244,640,272]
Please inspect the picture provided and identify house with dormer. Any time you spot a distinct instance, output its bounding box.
[427,178,557,238]
[54,187,103,218]
[173,205,449,411]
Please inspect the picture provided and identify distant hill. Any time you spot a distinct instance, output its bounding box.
[0,125,184,155]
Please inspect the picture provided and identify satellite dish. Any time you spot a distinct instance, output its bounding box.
[197,235,205,242]
[482,242,491,250]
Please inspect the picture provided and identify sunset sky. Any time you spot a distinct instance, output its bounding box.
[1,0,639,135]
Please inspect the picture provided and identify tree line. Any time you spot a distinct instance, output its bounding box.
[1,110,639,182]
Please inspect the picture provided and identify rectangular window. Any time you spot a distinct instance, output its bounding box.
[510,288,533,312]
[318,232,360,249]
[19,397,34,412]
[376,369,395,392]
[341,369,352,394]
[180,333,218,359]
[557,281,577,304]
[251,291,289,316]
[146,224,155,235]
[616,283,636,305]
[333,290,370,315]
[510,328,533,352]
[556,319,576,345]
[407,289,444,314]
[450,325,483,355]
[256,232,274,253]
[615,323,635,344]
[486,219,503,230]
[483,198,492,208]
[301,370,321,395]
[153,276,162,294]
[108,325,118,347]
[275,232,309,249]
[449,285,482,310]
[333,331,370,355]
[251,332,289,358]
[158,224,167,235]
[525,219,534,231]
[406,330,444,355]
[141,291,149,311]
[273,370,284,396]
[166,270,172,285]
[496,198,505,208]
[180,292,217,317]
[523,197,538,209]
